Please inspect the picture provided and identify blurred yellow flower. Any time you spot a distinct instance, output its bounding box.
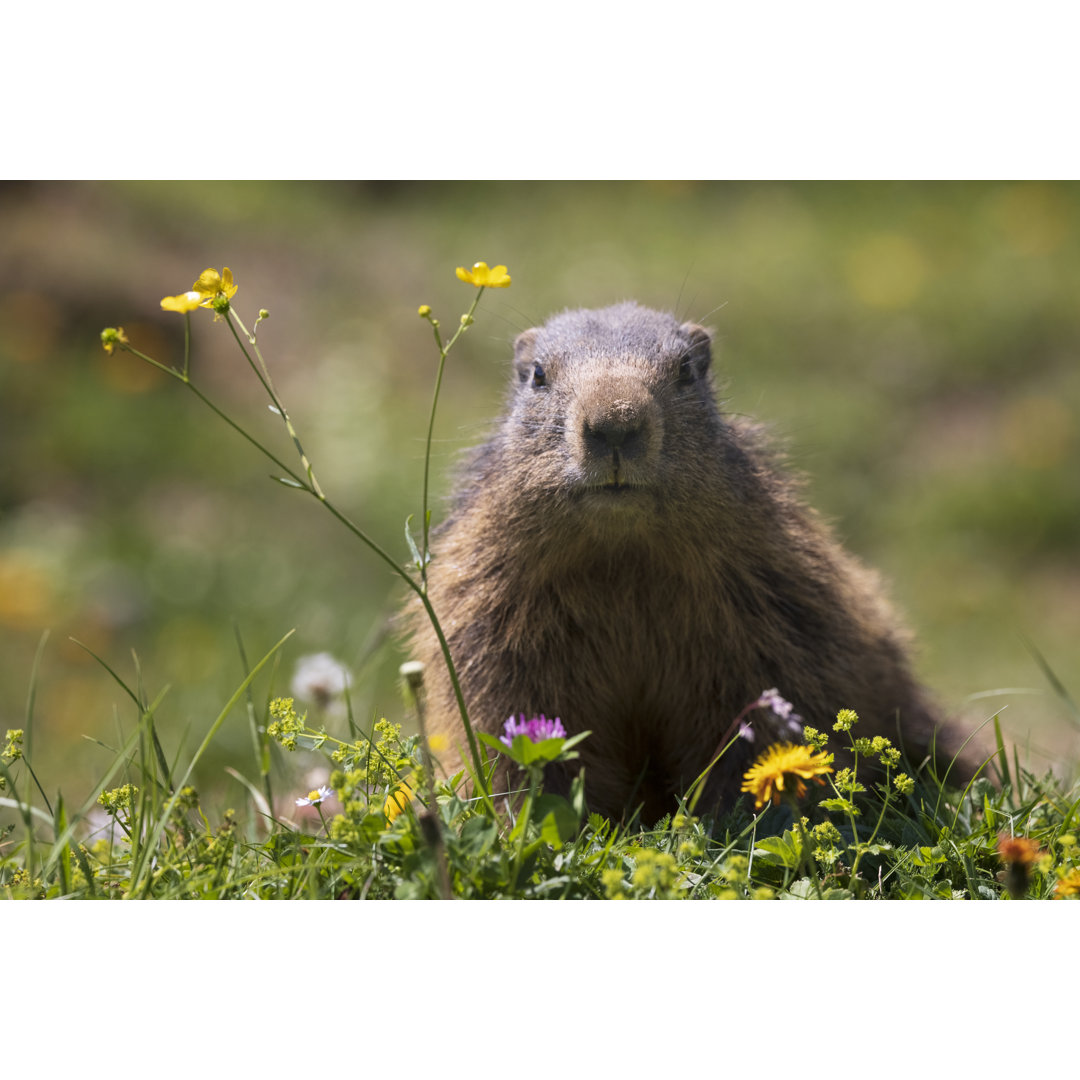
[0,553,53,628]
[1054,867,1080,899]
[384,776,415,823]
[100,326,129,354]
[160,290,203,314]
[192,267,238,304]
[741,742,833,810]
[455,262,511,288]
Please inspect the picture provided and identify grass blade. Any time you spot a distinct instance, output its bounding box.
[128,629,295,892]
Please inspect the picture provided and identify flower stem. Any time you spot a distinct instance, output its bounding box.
[226,311,324,499]
[790,799,823,898]
[509,767,538,892]
[420,287,485,583]
[122,297,494,814]
[850,767,891,882]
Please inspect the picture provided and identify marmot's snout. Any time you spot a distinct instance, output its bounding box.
[569,371,661,488]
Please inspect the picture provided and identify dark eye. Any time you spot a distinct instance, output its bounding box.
[677,355,697,385]
[532,363,546,388]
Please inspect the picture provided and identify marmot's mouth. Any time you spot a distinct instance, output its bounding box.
[581,480,650,499]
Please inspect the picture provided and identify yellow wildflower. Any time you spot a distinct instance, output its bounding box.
[741,742,834,810]
[455,262,511,288]
[160,268,237,315]
[1053,867,1080,899]
[192,267,238,305]
[100,327,129,354]
[160,290,204,314]
[384,775,415,823]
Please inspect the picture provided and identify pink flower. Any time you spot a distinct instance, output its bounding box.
[738,689,804,744]
[500,714,567,747]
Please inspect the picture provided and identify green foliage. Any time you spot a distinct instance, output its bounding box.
[4,690,1080,898]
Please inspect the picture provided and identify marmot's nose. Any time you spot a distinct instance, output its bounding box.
[583,416,646,457]
[582,398,648,458]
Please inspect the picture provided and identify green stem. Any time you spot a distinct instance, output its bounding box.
[850,769,892,882]
[509,766,539,892]
[421,288,485,582]
[122,305,493,808]
[226,311,324,498]
[791,801,823,898]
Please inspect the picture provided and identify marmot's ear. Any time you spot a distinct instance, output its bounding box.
[680,323,713,379]
[513,328,540,381]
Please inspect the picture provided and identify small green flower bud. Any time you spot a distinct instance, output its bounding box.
[460,313,474,327]
[100,327,129,355]
[418,304,432,318]
[258,309,270,320]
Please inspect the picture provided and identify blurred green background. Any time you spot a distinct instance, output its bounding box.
[2,180,1078,817]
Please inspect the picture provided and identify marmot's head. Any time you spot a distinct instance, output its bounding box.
[499,304,723,533]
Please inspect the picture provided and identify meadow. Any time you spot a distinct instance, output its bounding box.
[2,181,1079,899]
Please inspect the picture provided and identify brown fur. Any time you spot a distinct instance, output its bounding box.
[405,303,964,821]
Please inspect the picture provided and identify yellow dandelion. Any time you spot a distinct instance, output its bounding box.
[741,742,833,810]
[455,262,511,288]
[384,775,415,823]
[1053,867,1080,899]
[160,290,204,314]
[191,267,238,305]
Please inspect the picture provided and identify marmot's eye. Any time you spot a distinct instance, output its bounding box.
[532,363,546,388]
[677,355,697,384]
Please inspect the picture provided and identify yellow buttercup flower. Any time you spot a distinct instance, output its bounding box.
[161,268,237,316]
[192,267,238,304]
[384,775,415,823]
[741,742,834,810]
[455,262,511,288]
[160,290,204,314]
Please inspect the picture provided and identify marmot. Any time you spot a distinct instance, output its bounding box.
[406,302,963,822]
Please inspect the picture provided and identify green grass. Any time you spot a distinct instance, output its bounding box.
[4,664,1080,899]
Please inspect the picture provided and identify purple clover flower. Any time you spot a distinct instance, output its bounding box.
[738,689,804,744]
[500,714,567,747]
[755,688,799,721]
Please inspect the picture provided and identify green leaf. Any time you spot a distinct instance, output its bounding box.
[404,515,429,571]
[54,792,72,896]
[754,832,801,869]
[457,815,498,858]
[784,878,853,900]
[533,795,580,849]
